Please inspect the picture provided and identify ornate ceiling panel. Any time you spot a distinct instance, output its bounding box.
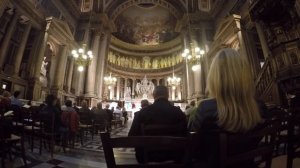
[112,4,180,46]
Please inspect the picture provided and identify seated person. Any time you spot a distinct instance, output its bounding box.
[78,100,92,125]
[188,48,266,168]
[113,106,124,125]
[128,85,187,163]
[40,95,65,134]
[61,100,79,136]
[10,91,23,107]
[92,102,108,131]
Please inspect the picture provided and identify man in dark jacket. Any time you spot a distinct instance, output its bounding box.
[128,85,187,163]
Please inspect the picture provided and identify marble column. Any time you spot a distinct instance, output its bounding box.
[33,29,49,79]
[177,86,182,100]
[52,45,68,90]
[13,23,32,76]
[116,77,121,100]
[171,87,175,100]
[193,69,201,97]
[124,78,128,97]
[0,12,19,70]
[71,65,80,95]
[96,32,110,99]
[132,78,136,98]
[27,26,50,100]
[255,22,270,59]
[241,30,261,78]
[85,33,100,96]
[66,58,74,93]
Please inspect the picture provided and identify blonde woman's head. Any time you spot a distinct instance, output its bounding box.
[2,91,11,97]
[206,48,262,132]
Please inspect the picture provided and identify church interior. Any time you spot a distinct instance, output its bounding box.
[0,0,300,167]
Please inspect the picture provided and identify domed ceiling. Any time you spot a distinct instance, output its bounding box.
[113,4,179,46]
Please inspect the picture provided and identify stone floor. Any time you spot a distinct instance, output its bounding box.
[3,121,300,168]
[7,123,137,168]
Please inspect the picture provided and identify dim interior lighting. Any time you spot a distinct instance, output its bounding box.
[192,64,201,71]
[78,66,84,72]
[71,44,93,72]
[2,84,7,89]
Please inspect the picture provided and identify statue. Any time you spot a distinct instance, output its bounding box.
[135,76,155,99]
[120,56,125,67]
[125,87,131,98]
[40,57,48,76]
[143,56,151,69]
[172,55,176,66]
[152,58,158,69]
[116,56,121,66]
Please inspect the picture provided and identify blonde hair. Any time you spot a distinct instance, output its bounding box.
[206,48,262,132]
[2,91,10,97]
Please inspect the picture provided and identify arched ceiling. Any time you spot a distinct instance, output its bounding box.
[112,4,180,46]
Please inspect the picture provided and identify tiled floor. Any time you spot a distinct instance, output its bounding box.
[7,123,136,168]
[3,121,300,168]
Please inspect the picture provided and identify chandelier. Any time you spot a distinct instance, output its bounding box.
[181,45,205,71]
[104,72,117,86]
[167,70,181,90]
[71,44,93,72]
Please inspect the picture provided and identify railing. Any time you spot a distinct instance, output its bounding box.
[255,58,275,97]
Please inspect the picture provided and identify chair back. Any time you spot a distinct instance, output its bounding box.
[141,124,187,137]
[218,120,280,168]
[101,133,192,168]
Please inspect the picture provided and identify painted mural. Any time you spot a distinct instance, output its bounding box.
[113,5,179,45]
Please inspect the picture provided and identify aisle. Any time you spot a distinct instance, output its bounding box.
[11,122,136,168]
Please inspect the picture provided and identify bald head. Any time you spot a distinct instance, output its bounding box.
[153,86,169,100]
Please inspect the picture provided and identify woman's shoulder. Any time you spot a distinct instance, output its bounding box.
[198,98,217,107]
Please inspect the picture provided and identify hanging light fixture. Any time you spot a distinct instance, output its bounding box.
[104,72,117,86]
[71,44,93,72]
[182,44,205,71]
[181,7,206,71]
[167,68,181,88]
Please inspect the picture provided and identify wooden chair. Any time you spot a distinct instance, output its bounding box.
[23,106,41,152]
[0,113,27,168]
[100,132,192,168]
[79,113,93,142]
[39,112,65,158]
[286,96,300,168]
[267,107,290,155]
[111,113,123,128]
[141,124,187,136]
[218,120,280,168]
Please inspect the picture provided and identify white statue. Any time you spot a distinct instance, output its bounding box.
[135,76,155,99]
[40,57,48,76]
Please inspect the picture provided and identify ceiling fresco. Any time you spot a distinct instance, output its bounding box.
[113,4,179,46]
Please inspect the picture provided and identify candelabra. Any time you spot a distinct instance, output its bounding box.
[71,44,93,72]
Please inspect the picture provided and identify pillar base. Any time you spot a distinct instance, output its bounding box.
[28,78,42,101]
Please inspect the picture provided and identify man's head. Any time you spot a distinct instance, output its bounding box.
[65,100,72,107]
[14,91,21,98]
[97,102,102,109]
[190,101,195,107]
[140,99,149,109]
[152,85,169,100]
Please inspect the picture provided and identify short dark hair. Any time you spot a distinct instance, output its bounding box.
[14,91,21,98]
[190,101,196,107]
[153,85,169,99]
[65,100,72,107]
[45,94,57,106]
[141,99,149,108]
